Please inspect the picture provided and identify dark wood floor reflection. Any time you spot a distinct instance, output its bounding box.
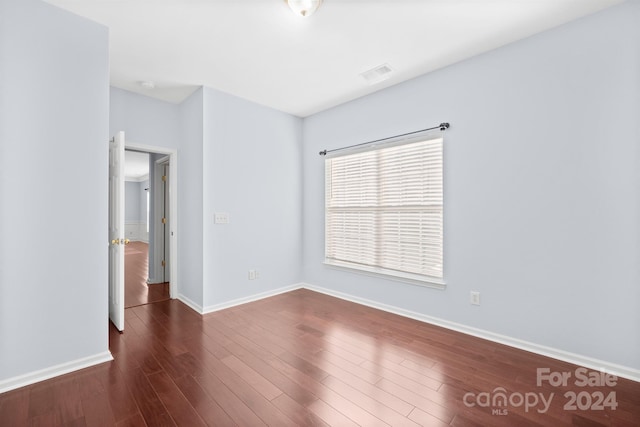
[125,241,169,308]
[1,289,638,426]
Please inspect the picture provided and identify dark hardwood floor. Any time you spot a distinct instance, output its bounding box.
[1,289,638,426]
[125,241,169,308]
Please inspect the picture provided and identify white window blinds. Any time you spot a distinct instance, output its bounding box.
[325,135,443,283]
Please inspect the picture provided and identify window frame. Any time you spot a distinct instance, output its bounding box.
[323,131,445,289]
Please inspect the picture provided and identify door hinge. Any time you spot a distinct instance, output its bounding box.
[162,217,166,224]
[162,175,167,182]
[161,260,166,267]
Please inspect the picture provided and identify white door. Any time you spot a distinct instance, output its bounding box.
[109,131,125,331]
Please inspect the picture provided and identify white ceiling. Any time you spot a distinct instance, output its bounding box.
[45,0,623,117]
[125,150,149,181]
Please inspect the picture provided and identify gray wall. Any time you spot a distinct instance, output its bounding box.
[5,0,628,389]
[110,86,181,148]
[302,1,640,370]
[110,86,304,310]
[177,89,205,306]
[0,0,109,380]
[110,86,204,305]
[125,181,143,222]
[202,88,303,307]
[140,180,149,225]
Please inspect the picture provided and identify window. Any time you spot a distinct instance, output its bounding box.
[324,133,443,286]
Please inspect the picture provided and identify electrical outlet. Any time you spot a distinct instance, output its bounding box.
[248,269,256,280]
[214,212,229,224]
[470,291,480,306]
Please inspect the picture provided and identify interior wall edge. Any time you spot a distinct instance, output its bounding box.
[200,284,303,315]
[177,294,205,314]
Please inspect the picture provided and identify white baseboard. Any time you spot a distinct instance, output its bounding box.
[177,293,204,314]
[6,282,637,395]
[0,351,113,394]
[177,281,639,382]
[300,283,640,383]
[177,284,301,315]
[201,284,302,315]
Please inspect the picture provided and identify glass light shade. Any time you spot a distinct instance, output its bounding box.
[286,0,322,17]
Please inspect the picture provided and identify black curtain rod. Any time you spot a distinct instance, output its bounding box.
[319,122,450,156]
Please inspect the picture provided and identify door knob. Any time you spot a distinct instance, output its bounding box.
[111,239,120,245]
[124,239,130,245]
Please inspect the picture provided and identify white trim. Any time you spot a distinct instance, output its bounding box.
[178,285,302,315]
[324,260,446,289]
[178,281,640,382]
[9,283,638,393]
[177,293,204,314]
[300,283,640,383]
[0,351,113,394]
[201,284,301,315]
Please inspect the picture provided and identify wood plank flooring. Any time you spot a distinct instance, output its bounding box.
[125,241,169,308]
[1,289,638,426]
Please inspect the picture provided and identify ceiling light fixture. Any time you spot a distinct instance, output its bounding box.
[285,0,322,17]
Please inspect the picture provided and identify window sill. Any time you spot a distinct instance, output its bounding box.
[323,260,446,290]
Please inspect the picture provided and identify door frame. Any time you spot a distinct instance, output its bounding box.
[125,141,178,299]
[151,156,170,285]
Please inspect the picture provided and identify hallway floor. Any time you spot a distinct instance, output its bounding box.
[125,241,169,308]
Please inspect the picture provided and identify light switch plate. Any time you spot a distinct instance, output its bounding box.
[470,291,480,306]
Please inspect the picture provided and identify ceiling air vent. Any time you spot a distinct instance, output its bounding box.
[360,64,393,85]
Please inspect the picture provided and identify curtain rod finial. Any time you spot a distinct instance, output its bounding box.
[319,150,327,156]
[439,123,450,131]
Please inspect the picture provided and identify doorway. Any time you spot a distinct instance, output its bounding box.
[109,135,178,331]
[123,150,171,307]
[121,142,178,307]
